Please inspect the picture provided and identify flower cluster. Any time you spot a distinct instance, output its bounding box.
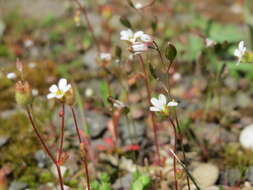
[120,29,153,54]
[150,94,178,115]
[234,41,246,65]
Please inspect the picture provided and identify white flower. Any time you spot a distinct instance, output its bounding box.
[6,72,17,79]
[120,29,144,43]
[131,42,149,54]
[167,100,178,107]
[100,52,112,61]
[234,41,246,65]
[85,88,93,97]
[150,94,178,113]
[150,94,167,112]
[113,100,125,109]
[135,3,143,9]
[47,78,71,99]
[140,34,153,43]
[205,38,216,47]
[240,124,253,150]
[32,89,39,96]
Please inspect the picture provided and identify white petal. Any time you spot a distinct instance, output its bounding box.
[150,106,161,112]
[63,84,71,93]
[159,94,167,106]
[6,72,17,79]
[150,97,160,107]
[120,29,133,39]
[239,41,244,50]
[47,93,56,99]
[134,31,144,39]
[58,78,67,91]
[234,49,241,57]
[168,101,178,107]
[49,85,58,93]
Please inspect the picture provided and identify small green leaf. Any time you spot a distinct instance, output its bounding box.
[165,43,177,62]
[149,63,158,79]
[127,0,135,8]
[151,19,157,32]
[99,80,110,105]
[115,46,122,59]
[120,16,132,29]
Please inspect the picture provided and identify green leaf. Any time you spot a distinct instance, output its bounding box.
[127,0,135,8]
[165,43,177,62]
[99,80,110,105]
[115,46,122,59]
[100,183,112,190]
[149,63,158,79]
[120,16,132,28]
[91,180,100,190]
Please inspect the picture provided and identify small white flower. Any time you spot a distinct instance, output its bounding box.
[135,3,143,9]
[234,41,246,65]
[167,100,178,107]
[85,88,93,97]
[120,29,144,43]
[6,72,17,79]
[140,34,153,43]
[47,78,71,99]
[32,89,39,96]
[100,52,112,61]
[150,94,167,112]
[131,42,149,54]
[113,100,125,109]
[205,38,216,47]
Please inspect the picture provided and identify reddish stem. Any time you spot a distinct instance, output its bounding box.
[26,107,64,190]
[71,106,91,190]
[58,103,65,162]
[138,55,161,165]
[168,117,179,190]
[71,106,82,143]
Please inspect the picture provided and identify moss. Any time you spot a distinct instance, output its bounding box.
[0,113,39,177]
[222,143,253,169]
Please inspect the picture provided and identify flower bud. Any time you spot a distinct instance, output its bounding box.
[65,87,75,106]
[15,81,32,106]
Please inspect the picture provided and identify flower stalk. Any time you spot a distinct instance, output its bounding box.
[58,103,65,162]
[138,55,161,165]
[26,106,64,190]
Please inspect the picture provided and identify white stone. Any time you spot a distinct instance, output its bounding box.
[240,124,253,150]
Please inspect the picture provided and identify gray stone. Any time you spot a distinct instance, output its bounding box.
[192,163,219,188]
[112,173,132,190]
[0,136,9,147]
[245,166,253,183]
[9,181,28,190]
[35,150,49,168]
[222,168,241,186]
[119,117,146,145]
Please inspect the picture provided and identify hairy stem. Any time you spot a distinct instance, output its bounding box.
[138,55,160,165]
[71,106,82,143]
[26,107,64,190]
[58,103,65,162]
[173,110,191,190]
[71,106,91,190]
[168,117,179,190]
